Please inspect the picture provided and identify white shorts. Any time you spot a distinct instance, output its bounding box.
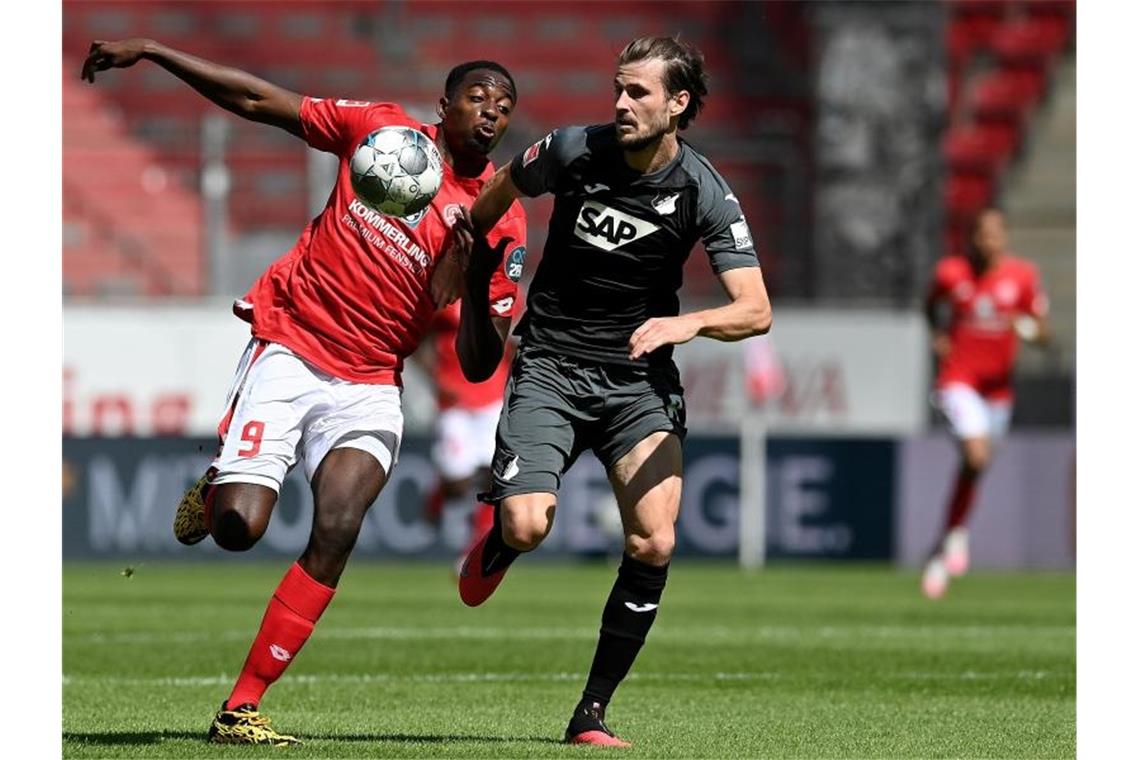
[935,383,1012,440]
[431,401,502,481]
[212,340,404,492]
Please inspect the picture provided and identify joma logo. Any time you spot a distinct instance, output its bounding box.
[573,200,659,252]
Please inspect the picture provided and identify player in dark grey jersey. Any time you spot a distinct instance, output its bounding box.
[452,36,773,747]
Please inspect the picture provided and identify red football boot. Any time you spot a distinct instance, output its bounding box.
[457,528,511,607]
[564,701,631,748]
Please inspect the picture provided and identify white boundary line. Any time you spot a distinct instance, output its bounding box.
[62,670,1060,688]
[66,624,1075,646]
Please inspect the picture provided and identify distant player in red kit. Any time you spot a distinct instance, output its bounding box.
[423,294,518,566]
[921,208,1050,599]
[81,38,525,744]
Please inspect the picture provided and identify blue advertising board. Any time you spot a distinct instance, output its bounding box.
[62,436,895,560]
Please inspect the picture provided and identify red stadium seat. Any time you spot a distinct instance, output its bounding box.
[991,17,1071,65]
[948,0,1007,52]
[943,124,1018,174]
[968,68,1044,122]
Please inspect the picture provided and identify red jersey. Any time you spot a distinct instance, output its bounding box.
[241,98,526,385]
[928,253,1048,399]
[431,297,516,410]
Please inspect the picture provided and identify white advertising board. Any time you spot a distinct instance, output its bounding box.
[674,308,929,434]
[64,305,928,436]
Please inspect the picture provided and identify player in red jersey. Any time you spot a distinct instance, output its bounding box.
[421,295,517,569]
[921,208,1050,599]
[81,38,525,744]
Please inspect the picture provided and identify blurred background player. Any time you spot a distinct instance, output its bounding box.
[421,294,518,566]
[80,37,524,744]
[921,207,1050,599]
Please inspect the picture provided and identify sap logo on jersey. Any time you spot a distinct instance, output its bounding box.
[574,201,659,252]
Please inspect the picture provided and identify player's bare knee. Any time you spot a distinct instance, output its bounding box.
[211,507,266,552]
[501,514,549,551]
[962,440,991,474]
[209,484,276,552]
[625,530,675,566]
[501,498,555,551]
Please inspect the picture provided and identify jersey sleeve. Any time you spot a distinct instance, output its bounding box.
[508,126,587,197]
[483,200,527,318]
[696,168,760,273]
[299,97,406,155]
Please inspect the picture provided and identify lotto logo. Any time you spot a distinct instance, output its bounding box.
[573,201,659,252]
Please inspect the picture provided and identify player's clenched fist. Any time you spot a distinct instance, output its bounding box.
[81,39,152,83]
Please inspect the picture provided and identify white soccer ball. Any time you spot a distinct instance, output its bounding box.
[349,126,444,217]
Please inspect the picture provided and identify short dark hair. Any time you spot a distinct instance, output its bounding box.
[616,36,709,129]
[445,60,517,103]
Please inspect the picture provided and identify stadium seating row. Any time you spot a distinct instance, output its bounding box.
[942,0,1074,250]
[63,63,202,296]
[62,0,809,297]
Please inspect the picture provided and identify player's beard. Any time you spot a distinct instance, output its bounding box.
[616,116,669,153]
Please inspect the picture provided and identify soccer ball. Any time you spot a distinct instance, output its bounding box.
[349,126,444,217]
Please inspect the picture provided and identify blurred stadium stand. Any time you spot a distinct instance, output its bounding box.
[62,0,811,301]
[943,0,1074,240]
[61,0,1074,421]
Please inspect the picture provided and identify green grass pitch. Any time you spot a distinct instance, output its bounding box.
[63,561,1074,758]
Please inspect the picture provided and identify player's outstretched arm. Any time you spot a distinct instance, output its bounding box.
[81,39,303,137]
[456,235,513,382]
[628,267,772,361]
[470,164,523,236]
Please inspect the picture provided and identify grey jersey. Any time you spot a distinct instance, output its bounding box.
[509,124,759,366]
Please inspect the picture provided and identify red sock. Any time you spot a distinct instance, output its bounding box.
[944,470,979,531]
[226,562,336,709]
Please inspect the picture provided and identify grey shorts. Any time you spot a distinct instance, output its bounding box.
[486,346,686,503]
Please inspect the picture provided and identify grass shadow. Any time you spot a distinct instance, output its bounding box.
[63,730,563,746]
[63,731,202,746]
